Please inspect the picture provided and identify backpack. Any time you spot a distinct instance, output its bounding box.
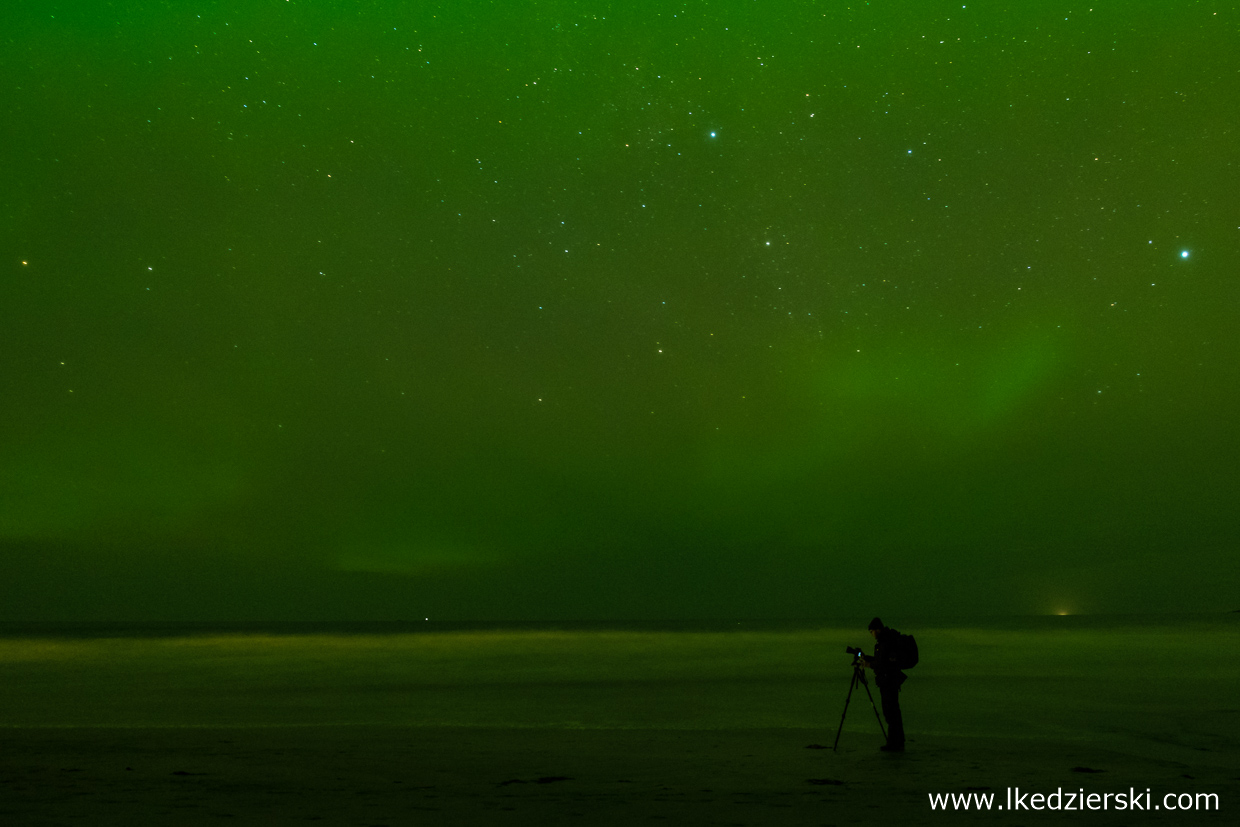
[894,632,919,669]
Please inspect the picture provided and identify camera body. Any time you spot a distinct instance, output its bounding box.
[845,645,864,659]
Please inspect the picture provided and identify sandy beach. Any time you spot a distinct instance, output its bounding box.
[6,3,1238,822]
[3,726,1235,825]
[1,619,1236,824]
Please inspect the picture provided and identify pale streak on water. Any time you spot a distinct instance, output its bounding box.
[0,615,1236,766]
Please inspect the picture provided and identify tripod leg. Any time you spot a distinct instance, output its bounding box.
[831,670,859,752]
[860,676,887,741]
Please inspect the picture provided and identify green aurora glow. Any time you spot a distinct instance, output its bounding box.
[2,2,1237,619]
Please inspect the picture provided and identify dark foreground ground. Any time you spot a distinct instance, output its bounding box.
[1,619,1236,824]
[3,725,1236,826]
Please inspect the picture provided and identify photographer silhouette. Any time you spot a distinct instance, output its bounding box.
[858,617,913,752]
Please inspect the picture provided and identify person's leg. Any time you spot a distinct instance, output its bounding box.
[880,684,905,749]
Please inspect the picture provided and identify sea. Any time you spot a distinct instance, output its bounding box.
[1,615,1236,761]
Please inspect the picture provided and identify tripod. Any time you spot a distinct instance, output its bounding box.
[832,660,886,751]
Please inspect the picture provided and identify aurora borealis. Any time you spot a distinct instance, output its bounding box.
[2,2,1237,619]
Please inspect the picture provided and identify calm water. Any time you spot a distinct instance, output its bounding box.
[1,616,1236,764]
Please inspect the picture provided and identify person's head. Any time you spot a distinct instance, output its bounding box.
[868,616,884,639]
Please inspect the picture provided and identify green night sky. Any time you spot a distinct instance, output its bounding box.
[2,1,1237,620]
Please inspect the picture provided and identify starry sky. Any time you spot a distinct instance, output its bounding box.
[2,2,1237,620]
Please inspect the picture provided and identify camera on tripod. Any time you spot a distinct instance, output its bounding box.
[833,645,885,750]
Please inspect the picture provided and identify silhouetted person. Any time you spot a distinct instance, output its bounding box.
[860,616,906,752]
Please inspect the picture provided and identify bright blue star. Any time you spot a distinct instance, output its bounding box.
[1181,250,1189,259]
[709,131,716,138]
